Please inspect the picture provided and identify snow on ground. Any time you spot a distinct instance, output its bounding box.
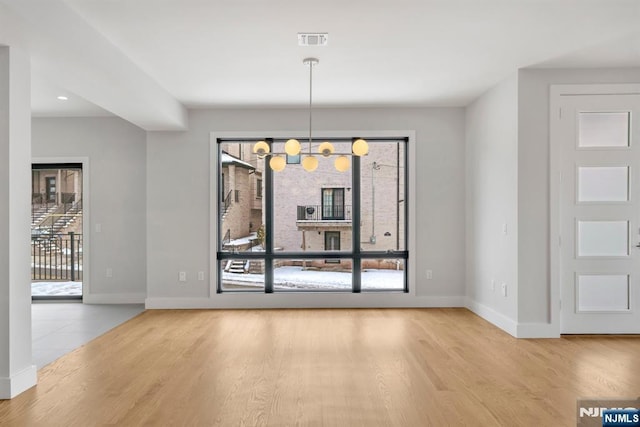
[226,232,261,248]
[31,263,83,271]
[31,281,82,296]
[223,266,404,290]
[32,267,402,295]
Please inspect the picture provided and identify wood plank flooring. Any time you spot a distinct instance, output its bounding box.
[1,308,639,426]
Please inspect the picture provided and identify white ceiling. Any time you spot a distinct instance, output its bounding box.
[1,0,639,130]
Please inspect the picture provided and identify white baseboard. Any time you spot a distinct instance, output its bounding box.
[145,297,207,309]
[0,365,37,399]
[145,295,467,309]
[466,298,518,337]
[516,322,560,338]
[466,298,560,338]
[83,293,146,304]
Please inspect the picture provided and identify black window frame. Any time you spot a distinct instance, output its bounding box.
[216,137,409,294]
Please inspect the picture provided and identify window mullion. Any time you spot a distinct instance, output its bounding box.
[352,151,361,293]
[264,138,274,293]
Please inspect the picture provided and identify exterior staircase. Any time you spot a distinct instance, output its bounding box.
[221,190,233,221]
[32,201,82,235]
[226,259,248,274]
[31,204,58,227]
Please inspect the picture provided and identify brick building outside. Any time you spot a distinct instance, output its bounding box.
[220,140,404,270]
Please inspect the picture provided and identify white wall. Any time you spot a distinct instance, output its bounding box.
[517,67,640,331]
[146,107,466,307]
[0,3,27,49]
[465,67,640,337]
[465,73,519,334]
[31,117,147,302]
[0,46,36,399]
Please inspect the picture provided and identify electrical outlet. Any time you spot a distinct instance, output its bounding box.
[501,282,507,297]
[106,268,113,278]
[179,271,187,282]
[426,269,433,280]
[198,271,205,281]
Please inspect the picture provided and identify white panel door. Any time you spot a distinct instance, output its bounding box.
[560,94,640,333]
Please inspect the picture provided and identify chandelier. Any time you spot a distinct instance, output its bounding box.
[253,57,368,172]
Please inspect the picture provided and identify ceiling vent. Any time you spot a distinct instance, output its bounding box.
[298,33,328,46]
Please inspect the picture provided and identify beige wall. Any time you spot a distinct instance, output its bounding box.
[360,142,405,252]
[221,164,254,242]
[220,142,265,244]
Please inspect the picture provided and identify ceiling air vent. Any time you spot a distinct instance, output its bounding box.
[298,33,328,46]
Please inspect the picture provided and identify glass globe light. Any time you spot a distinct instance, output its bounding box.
[269,155,286,172]
[352,138,368,156]
[334,155,350,172]
[284,139,301,156]
[302,156,319,172]
[253,140,270,157]
[318,141,335,157]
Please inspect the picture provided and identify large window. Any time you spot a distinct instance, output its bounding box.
[216,137,408,292]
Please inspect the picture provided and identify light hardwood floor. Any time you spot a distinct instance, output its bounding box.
[1,308,639,426]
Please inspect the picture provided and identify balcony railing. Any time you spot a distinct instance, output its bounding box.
[296,205,352,221]
[31,232,83,282]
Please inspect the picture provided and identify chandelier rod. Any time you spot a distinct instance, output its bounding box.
[308,58,314,155]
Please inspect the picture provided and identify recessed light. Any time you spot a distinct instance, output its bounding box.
[57,95,68,101]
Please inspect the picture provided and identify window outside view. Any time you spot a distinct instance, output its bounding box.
[31,166,83,298]
[218,139,406,292]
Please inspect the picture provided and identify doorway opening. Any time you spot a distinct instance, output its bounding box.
[31,163,83,300]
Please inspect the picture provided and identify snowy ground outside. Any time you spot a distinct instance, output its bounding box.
[32,281,82,296]
[225,232,259,248]
[31,263,83,271]
[31,267,403,295]
[223,266,404,290]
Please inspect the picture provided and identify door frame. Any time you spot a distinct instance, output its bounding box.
[32,157,90,301]
[550,84,640,334]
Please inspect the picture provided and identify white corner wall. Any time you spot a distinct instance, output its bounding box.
[31,117,147,303]
[516,67,640,337]
[465,73,519,336]
[146,107,466,308]
[465,67,640,338]
[0,45,37,399]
